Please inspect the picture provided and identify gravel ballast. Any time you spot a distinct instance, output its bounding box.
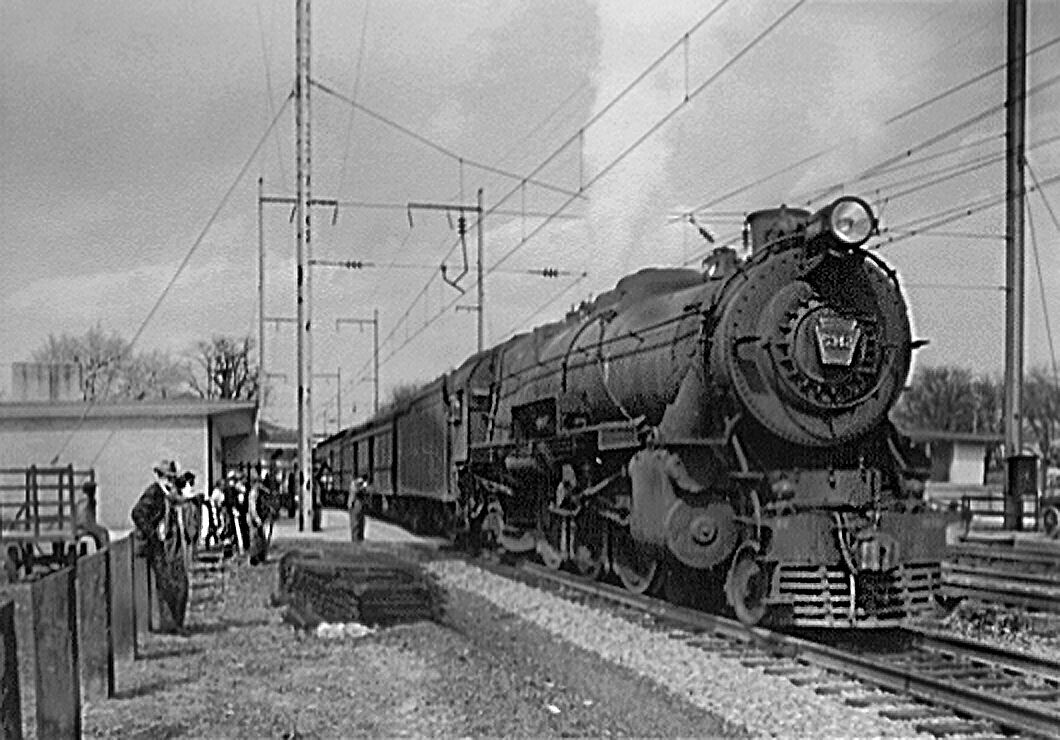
[426,559,932,739]
[78,548,738,738]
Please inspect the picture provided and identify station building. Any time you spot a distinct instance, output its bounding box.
[0,362,258,531]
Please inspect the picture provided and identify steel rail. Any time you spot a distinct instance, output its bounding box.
[504,562,1060,738]
[906,626,1060,683]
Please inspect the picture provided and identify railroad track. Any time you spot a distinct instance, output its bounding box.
[944,540,1060,614]
[477,558,1060,738]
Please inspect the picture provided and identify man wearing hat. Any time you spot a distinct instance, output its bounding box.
[130,459,190,635]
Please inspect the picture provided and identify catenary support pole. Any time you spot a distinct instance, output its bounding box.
[257,176,265,442]
[373,308,380,415]
[1004,0,1033,530]
[295,0,315,532]
[477,188,485,352]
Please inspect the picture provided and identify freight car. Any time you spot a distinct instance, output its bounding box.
[318,195,948,628]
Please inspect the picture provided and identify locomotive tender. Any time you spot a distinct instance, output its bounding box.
[316,195,948,628]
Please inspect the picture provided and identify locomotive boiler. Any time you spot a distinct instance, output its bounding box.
[318,195,948,628]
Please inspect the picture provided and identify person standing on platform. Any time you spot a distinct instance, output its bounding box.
[177,471,203,560]
[130,460,190,635]
[247,474,274,565]
[348,476,367,542]
[223,470,250,554]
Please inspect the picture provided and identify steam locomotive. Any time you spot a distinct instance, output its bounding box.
[316,195,948,628]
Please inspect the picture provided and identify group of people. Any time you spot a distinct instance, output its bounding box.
[130,459,278,635]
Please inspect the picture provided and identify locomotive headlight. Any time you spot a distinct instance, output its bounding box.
[806,196,876,250]
[829,197,874,246]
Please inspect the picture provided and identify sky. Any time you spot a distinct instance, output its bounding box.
[1,0,1059,432]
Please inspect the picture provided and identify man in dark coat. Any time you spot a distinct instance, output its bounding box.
[130,459,189,635]
[247,474,274,565]
[348,477,367,542]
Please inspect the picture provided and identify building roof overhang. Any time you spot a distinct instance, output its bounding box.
[0,400,257,421]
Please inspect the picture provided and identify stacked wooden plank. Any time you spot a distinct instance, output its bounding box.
[275,549,443,628]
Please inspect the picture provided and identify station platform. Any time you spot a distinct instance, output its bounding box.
[271,509,433,545]
[107,510,437,549]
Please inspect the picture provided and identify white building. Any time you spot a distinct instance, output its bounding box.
[0,399,257,530]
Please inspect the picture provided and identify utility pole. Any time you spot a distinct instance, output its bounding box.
[295,0,317,532]
[407,191,485,351]
[257,176,265,445]
[336,313,380,415]
[1003,0,1035,530]
[373,308,380,414]
[476,188,485,352]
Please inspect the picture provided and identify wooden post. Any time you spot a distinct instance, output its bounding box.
[0,600,22,740]
[31,568,80,738]
[108,537,136,668]
[131,545,152,651]
[76,550,114,701]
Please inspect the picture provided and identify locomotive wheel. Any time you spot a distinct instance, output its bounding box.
[536,536,564,570]
[612,529,659,595]
[725,553,768,625]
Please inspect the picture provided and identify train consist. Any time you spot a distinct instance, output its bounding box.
[316,195,949,628]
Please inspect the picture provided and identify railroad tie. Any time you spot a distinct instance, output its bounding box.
[843,693,899,707]
[877,705,951,721]
[913,719,997,737]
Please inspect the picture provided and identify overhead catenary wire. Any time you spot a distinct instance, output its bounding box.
[255,1,289,184]
[1025,158,1060,388]
[808,70,1060,208]
[338,0,746,389]
[887,33,1060,128]
[493,79,595,171]
[310,258,581,277]
[490,0,809,277]
[266,197,581,221]
[312,78,585,202]
[344,0,805,388]
[497,272,590,342]
[54,95,295,466]
[336,0,372,195]
[873,169,1060,249]
[682,130,1060,266]
[688,34,1060,216]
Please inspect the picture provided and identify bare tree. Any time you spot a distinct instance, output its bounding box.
[893,365,976,432]
[188,335,259,400]
[31,324,184,401]
[120,349,187,400]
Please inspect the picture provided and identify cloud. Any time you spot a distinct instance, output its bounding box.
[0,213,263,366]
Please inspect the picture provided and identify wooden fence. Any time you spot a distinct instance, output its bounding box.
[0,535,150,739]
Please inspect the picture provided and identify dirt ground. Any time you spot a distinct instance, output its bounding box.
[78,541,741,739]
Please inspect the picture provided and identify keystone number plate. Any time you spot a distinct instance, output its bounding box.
[814,314,861,366]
